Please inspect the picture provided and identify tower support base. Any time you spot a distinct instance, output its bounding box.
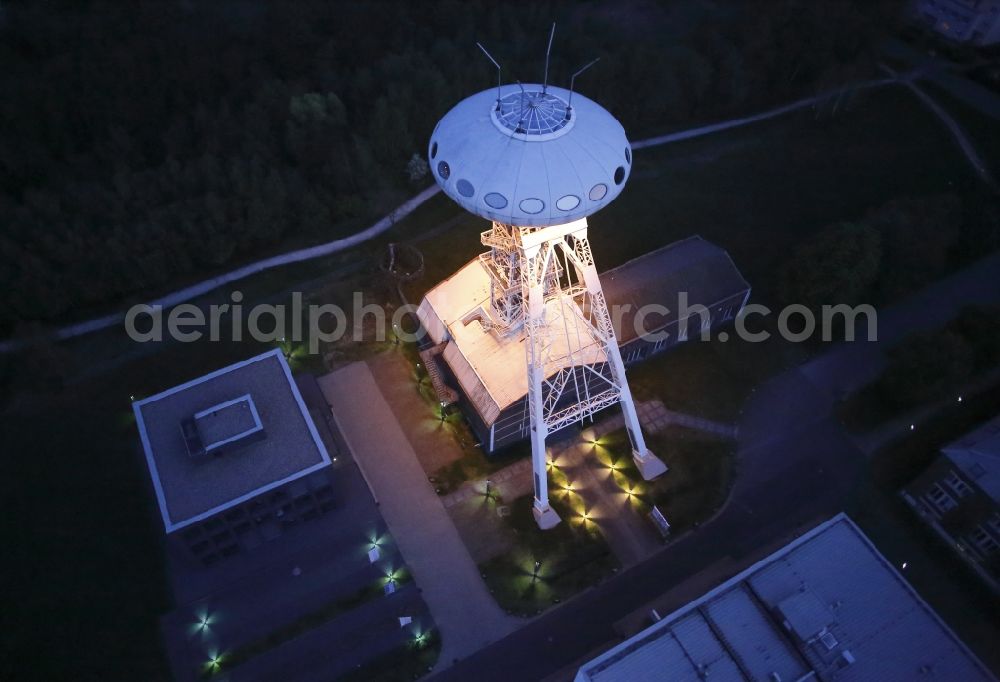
[633,449,668,480]
[533,501,562,529]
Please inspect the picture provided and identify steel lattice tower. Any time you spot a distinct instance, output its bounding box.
[427,57,667,528]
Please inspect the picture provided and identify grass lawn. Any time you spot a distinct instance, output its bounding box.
[585,427,736,537]
[598,86,975,294]
[629,337,766,423]
[430,443,527,496]
[211,571,413,678]
[646,429,736,534]
[479,495,619,617]
[338,630,441,682]
[394,342,531,494]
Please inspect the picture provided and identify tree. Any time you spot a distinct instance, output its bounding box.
[954,305,1000,369]
[867,194,961,300]
[877,330,975,408]
[778,222,882,308]
[405,154,429,184]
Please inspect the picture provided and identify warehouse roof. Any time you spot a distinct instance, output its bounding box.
[134,349,331,533]
[576,514,993,682]
[601,235,750,345]
[417,258,606,425]
[417,236,748,427]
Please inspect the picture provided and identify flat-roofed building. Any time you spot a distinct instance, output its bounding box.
[575,514,994,682]
[134,348,335,566]
[416,236,749,453]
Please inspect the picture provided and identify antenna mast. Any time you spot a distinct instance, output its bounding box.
[515,81,527,134]
[542,23,556,94]
[567,57,600,115]
[477,42,503,110]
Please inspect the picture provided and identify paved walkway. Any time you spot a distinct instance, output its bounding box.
[441,459,533,509]
[631,75,898,150]
[635,399,738,440]
[439,399,738,568]
[880,63,996,189]
[883,38,1000,121]
[556,439,661,568]
[318,362,518,669]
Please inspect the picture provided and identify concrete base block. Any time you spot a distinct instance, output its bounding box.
[533,503,562,530]
[633,449,668,480]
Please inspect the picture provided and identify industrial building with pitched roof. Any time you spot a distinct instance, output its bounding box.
[416,235,750,452]
[575,513,994,682]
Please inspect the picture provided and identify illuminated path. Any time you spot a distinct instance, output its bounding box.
[632,75,897,150]
[0,75,914,354]
[319,361,520,669]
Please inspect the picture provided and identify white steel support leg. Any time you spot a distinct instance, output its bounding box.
[500,219,667,530]
[524,245,561,529]
[574,237,668,481]
[605,342,668,479]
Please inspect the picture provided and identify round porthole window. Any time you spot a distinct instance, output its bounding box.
[556,195,580,211]
[456,179,475,197]
[437,161,450,180]
[614,166,626,185]
[625,147,631,164]
[589,183,608,201]
[431,141,438,159]
[519,198,545,214]
[484,192,508,209]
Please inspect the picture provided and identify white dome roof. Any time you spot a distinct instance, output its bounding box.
[429,83,632,227]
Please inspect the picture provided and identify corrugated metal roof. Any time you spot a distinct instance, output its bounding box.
[575,514,995,682]
[704,585,809,681]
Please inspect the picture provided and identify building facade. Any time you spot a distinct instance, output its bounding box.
[902,414,1000,593]
[911,0,1000,46]
[133,349,336,566]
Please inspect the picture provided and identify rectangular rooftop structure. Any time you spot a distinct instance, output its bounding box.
[575,514,995,682]
[134,349,331,533]
[187,393,264,456]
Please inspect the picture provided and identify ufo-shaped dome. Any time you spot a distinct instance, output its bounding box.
[429,83,632,227]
